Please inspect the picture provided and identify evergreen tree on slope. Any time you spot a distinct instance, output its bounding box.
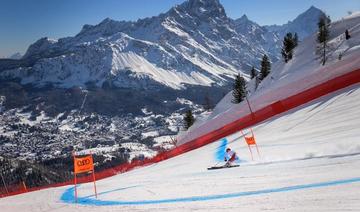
[281,32,298,63]
[317,16,331,65]
[184,110,195,130]
[232,74,247,104]
[259,54,271,81]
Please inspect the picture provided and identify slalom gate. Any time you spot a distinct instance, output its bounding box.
[241,129,261,160]
[1,68,359,198]
[73,154,98,202]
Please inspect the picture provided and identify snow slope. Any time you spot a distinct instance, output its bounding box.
[1,74,359,212]
[177,11,360,145]
[1,8,359,212]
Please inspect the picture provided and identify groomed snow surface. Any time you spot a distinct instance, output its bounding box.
[1,82,359,211]
[1,11,359,212]
[177,12,360,146]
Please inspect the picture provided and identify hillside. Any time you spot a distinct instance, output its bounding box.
[0,0,326,187]
[1,54,359,212]
[0,10,359,212]
[177,11,360,146]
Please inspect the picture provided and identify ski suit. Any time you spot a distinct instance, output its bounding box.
[224,150,237,163]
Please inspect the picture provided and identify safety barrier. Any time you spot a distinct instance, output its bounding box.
[1,68,359,199]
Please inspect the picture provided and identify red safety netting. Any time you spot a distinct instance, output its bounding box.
[1,68,359,198]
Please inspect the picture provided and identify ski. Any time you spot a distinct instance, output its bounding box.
[207,165,240,170]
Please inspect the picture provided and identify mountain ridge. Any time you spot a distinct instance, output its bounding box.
[0,1,324,90]
[0,0,334,191]
[265,5,326,40]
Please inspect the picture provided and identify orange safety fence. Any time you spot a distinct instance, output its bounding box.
[1,68,359,198]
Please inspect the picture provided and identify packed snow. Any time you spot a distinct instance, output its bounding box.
[177,12,360,146]
[1,4,359,212]
[1,13,359,209]
[1,80,359,212]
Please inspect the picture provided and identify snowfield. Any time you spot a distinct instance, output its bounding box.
[177,11,360,146]
[1,82,359,212]
[1,7,359,212]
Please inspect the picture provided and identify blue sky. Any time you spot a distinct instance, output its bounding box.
[0,0,359,58]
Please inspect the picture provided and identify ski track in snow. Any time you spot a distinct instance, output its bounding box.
[60,177,360,206]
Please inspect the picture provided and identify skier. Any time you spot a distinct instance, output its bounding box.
[224,148,237,167]
[207,147,240,170]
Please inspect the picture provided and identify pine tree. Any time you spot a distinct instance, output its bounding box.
[345,29,351,40]
[317,16,330,65]
[281,32,297,63]
[183,110,195,130]
[250,66,257,79]
[259,54,271,80]
[232,74,247,104]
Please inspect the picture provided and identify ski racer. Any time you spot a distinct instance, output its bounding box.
[224,148,238,167]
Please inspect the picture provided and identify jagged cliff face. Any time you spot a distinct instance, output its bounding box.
[0,0,282,89]
[1,1,325,90]
[0,1,325,90]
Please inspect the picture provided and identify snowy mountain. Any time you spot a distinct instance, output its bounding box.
[178,11,360,146]
[233,14,281,57]
[265,6,326,40]
[0,0,329,189]
[0,1,322,89]
[1,12,359,211]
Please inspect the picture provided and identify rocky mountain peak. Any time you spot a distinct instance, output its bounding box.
[178,0,227,19]
[23,37,58,59]
[76,17,132,39]
[1,1,325,91]
[307,6,323,14]
[265,6,325,40]
[295,6,325,22]
[237,14,249,22]
[233,14,257,28]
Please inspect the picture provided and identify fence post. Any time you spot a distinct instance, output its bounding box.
[0,172,9,195]
[22,181,28,192]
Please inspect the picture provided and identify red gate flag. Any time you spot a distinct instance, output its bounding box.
[245,136,256,145]
[74,155,94,174]
[241,129,261,160]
